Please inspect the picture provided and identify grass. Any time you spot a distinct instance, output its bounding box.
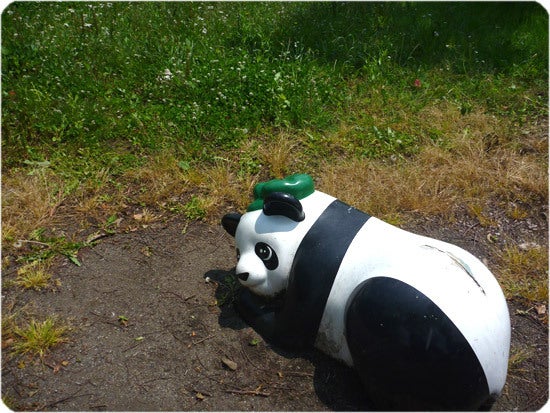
[12,318,68,358]
[1,2,548,311]
[317,105,548,220]
[497,244,549,303]
[507,346,532,378]
[15,261,53,291]
[2,167,65,245]
[10,317,69,358]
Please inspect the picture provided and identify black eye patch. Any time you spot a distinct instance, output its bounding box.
[255,242,278,270]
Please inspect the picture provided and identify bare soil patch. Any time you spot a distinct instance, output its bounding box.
[2,209,548,411]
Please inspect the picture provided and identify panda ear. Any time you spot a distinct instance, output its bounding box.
[263,192,305,222]
[221,213,242,237]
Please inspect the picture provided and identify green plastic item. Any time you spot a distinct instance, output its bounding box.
[247,173,315,211]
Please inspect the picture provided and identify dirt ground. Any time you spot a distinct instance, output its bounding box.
[2,207,548,411]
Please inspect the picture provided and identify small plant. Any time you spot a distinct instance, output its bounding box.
[496,243,548,302]
[133,208,158,225]
[217,273,241,306]
[117,315,129,327]
[466,201,499,227]
[15,261,52,291]
[11,317,68,358]
[507,346,531,376]
[102,214,119,234]
[18,230,85,267]
[183,196,207,220]
[506,203,530,220]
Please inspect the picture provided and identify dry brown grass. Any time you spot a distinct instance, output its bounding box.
[257,132,300,179]
[2,169,65,245]
[507,345,532,378]
[121,153,190,206]
[185,162,258,218]
[15,261,53,291]
[164,132,306,220]
[317,105,548,223]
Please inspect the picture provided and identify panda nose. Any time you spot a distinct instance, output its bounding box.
[237,272,249,281]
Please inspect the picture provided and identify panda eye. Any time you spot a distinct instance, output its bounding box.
[255,242,278,270]
[256,244,272,260]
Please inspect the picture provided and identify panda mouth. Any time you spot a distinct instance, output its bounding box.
[237,272,249,281]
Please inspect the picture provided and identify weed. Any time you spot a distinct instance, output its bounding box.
[117,315,129,327]
[102,214,119,234]
[11,317,69,358]
[466,202,496,227]
[183,196,207,221]
[15,261,52,291]
[496,244,548,302]
[17,231,86,267]
[507,346,532,376]
[217,273,241,306]
[505,203,530,220]
[355,125,419,159]
[133,208,159,225]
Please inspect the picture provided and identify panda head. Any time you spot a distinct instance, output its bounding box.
[221,174,320,297]
[222,192,307,297]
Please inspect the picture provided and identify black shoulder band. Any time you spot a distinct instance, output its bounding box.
[273,200,371,349]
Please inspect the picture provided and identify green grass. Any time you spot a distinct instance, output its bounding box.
[2,3,344,160]
[2,2,548,303]
[2,2,546,165]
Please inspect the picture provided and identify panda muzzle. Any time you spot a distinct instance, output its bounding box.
[237,272,249,281]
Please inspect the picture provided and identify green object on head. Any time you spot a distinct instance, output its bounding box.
[247,173,315,211]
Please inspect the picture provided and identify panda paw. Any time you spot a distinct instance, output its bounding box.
[235,289,277,337]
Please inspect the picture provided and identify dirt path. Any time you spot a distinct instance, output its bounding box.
[2,217,548,411]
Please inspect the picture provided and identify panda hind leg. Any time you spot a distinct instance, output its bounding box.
[345,276,491,411]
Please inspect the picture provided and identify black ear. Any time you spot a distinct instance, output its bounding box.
[263,192,305,222]
[221,213,242,237]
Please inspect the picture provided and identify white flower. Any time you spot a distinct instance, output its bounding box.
[157,69,173,82]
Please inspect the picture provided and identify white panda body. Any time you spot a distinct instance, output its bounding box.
[316,215,510,396]
[221,176,511,410]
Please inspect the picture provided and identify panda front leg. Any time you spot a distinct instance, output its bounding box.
[235,287,315,351]
[234,288,278,341]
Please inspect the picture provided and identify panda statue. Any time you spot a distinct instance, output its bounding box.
[221,173,510,411]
